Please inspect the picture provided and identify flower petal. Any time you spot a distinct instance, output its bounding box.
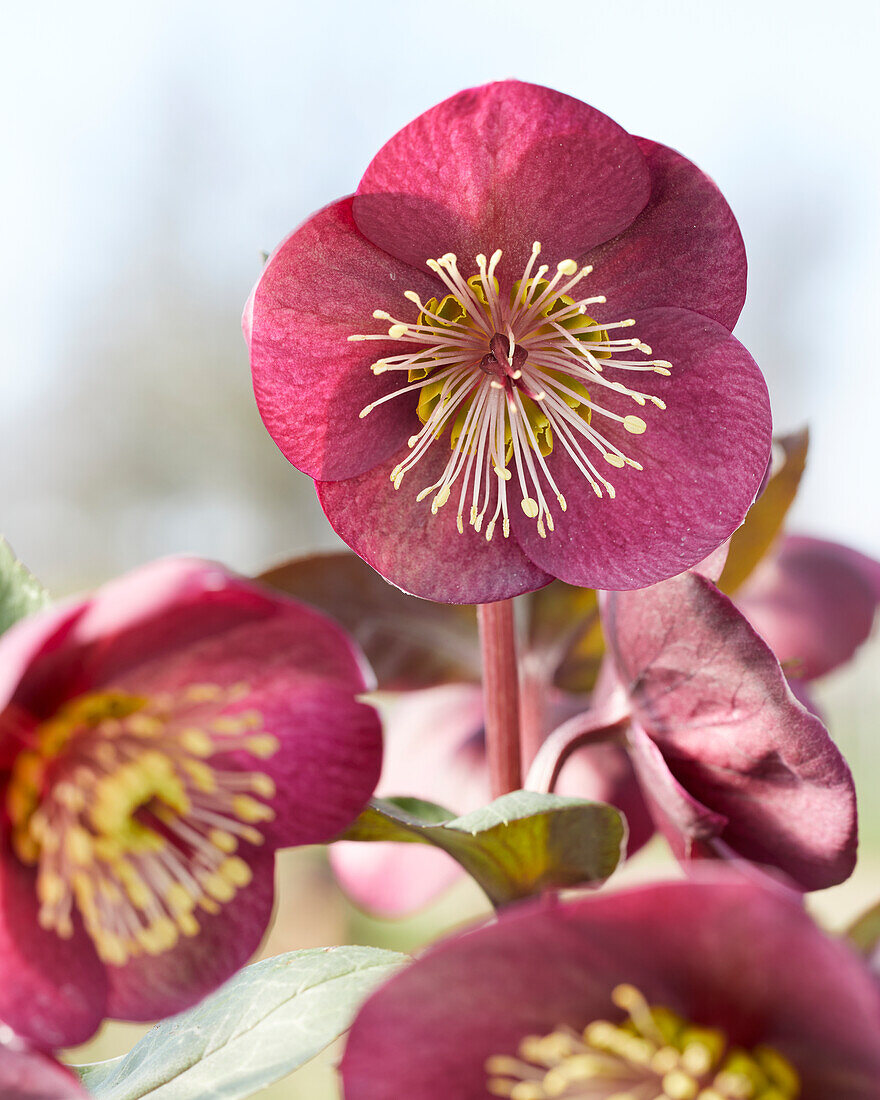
[317,440,552,603]
[511,307,772,590]
[105,847,275,1021]
[605,571,857,889]
[0,846,106,1049]
[736,534,880,680]
[72,558,373,698]
[586,138,747,329]
[341,876,880,1099]
[354,81,650,276]
[0,1047,88,1100]
[247,197,443,481]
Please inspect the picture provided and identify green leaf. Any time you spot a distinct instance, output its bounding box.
[0,538,50,636]
[73,946,406,1100]
[527,581,604,694]
[342,790,625,907]
[846,899,880,958]
[256,552,479,690]
[719,428,809,594]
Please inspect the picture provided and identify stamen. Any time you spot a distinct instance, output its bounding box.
[6,686,278,965]
[485,985,800,1099]
[352,243,670,535]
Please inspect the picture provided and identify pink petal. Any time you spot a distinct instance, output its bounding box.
[105,847,275,1021]
[511,307,771,590]
[586,138,747,329]
[354,81,650,277]
[330,842,462,917]
[331,684,487,915]
[0,1046,88,1100]
[736,534,880,680]
[0,847,106,1049]
[317,439,552,603]
[605,572,857,889]
[247,197,442,480]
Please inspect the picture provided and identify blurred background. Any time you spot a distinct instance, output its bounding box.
[2,0,879,1094]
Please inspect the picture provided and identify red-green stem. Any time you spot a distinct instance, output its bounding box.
[478,599,522,797]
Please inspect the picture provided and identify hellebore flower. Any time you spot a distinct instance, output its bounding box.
[246,80,771,602]
[0,558,382,1048]
[330,683,653,916]
[0,1038,87,1100]
[734,534,880,682]
[592,568,857,890]
[341,875,880,1099]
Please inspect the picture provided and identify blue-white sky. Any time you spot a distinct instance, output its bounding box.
[2,0,879,592]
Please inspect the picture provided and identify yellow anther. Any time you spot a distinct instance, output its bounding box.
[208,829,238,854]
[249,773,276,799]
[623,415,647,434]
[521,498,540,518]
[604,453,626,468]
[177,912,200,937]
[202,873,236,903]
[180,728,214,757]
[247,732,277,755]
[36,872,66,907]
[232,795,275,823]
[220,857,252,888]
[166,883,197,915]
[127,714,163,737]
[182,759,217,793]
[663,1070,699,1099]
[65,827,94,865]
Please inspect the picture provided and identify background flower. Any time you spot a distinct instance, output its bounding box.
[341,875,880,1099]
[0,558,382,1046]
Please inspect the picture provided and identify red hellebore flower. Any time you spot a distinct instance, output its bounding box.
[341,875,880,1099]
[330,683,653,916]
[595,568,858,891]
[0,558,381,1048]
[245,80,772,603]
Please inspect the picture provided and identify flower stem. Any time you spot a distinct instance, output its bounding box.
[478,600,522,797]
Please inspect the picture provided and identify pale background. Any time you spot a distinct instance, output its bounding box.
[1,0,879,1095]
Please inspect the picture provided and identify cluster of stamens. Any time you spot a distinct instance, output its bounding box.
[6,684,279,965]
[350,243,671,540]
[485,985,800,1099]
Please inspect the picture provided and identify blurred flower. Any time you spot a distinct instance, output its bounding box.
[341,875,880,1099]
[246,79,771,603]
[598,567,857,890]
[734,534,880,682]
[0,558,381,1046]
[0,1036,87,1100]
[330,683,652,915]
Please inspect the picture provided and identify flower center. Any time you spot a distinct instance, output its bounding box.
[6,685,279,965]
[351,243,671,540]
[485,984,800,1099]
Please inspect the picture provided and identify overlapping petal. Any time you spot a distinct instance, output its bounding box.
[342,876,880,1099]
[586,138,747,329]
[354,81,651,275]
[247,197,440,481]
[510,308,771,590]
